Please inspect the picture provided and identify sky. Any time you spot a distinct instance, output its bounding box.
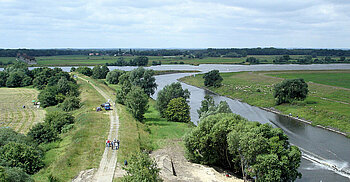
[0,0,350,49]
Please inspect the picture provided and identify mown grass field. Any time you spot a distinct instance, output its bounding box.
[32,77,110,181]
[180,70,350,135]
[0,88,45,134]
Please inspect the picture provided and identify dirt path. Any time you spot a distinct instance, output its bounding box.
[77,77,120,182]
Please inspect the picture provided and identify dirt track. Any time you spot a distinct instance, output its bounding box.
[73,77,120,182]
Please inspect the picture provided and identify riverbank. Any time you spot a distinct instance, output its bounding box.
[179,70,350,137]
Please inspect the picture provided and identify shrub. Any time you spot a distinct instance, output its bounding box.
[156,82,190,117]
[27,123,58,144]
[106,69,124,84]
[125,86,149,121]
[0,167,33,182]
[59,96,80,111]
[0,142,44,174]
[203,70,223,87]
[273,78,309,105]
[165,97,190,123]
[121,152,162,182]
[45,111,75,133]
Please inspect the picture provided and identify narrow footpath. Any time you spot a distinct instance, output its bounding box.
[79,76,120,182]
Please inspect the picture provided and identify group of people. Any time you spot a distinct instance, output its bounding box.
[105,138,120,150]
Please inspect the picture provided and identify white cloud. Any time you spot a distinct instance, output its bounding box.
[0,0,349,48]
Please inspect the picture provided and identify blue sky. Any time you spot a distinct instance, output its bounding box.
[1,0,350,48]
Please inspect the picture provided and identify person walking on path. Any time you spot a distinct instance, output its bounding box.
[105,139,108,147]
[111,141,114,150]
[117,140,120,150]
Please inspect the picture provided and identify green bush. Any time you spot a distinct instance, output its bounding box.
[59,96,80,111]
[106,69,124,84]
[125,86,149,121]
[45,111,75,133]
[203,70,223,87]
[165,97,190,123]
[274,78,309,105]
[27,123,58,144]
[0,142,44,174]
[156,82,190,117]
[121,152,162,182]
[0,166,33,182]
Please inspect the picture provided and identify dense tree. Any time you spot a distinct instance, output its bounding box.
[101,65,110,78]
[0,166,33,182]
[246,57,259,64]
[70,67,76,72]
[77,66,92,76]
[121,152,162,182]
[197,95,215,118]
[27,123,58,144]
[128,67,157,96]
[116,79,132,105]
[0,128,28,146]
[165,97,191,123]
[45,111,75,133]
[92,65,103,79]
[0,142,44,174]
[203,70,223,87]
[0,72,8,87]
[59,96,80,111]
[125,86,149,121]
[5,71,31,87]
[156,82,190,117]
[106,69,124,84]
[38,86,58,107]
[184,113,302,181]
[273,79,309,105]
[199,100,232,120]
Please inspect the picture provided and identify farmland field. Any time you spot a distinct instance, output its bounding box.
[0,88,45,133]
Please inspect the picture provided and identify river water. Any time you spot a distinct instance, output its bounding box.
[2,64,350,181]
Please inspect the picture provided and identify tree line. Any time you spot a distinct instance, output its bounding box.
[2,47,350,58]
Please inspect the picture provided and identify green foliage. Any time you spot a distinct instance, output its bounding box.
[106,69,124,84]
[0,128,28,146]
[27,123,58,144]
[92,65,103,79]
[274,78,309,105]
[0,142,44,174]
[121,152,162,182]
[0,72,8,87]
[77,66,92,76]
[101,65,110,78]
[199,100,232,120]
[125,86,149,121]
[45,111,75,133]
[70,67,76,72]
[0,167,33,182]
[203,70,223,87]
[59,96,81,111]
[165,97,190,123]
[197,95,215,118]
[5,71,32,87]
[116,80,132,105]
[156,82,190,117]
[38,86,58,108]
[184,113,302,181]
[246,57,259,64]
[128,67,157,96]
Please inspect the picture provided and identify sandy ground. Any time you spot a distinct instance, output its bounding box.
[150,140,243,182]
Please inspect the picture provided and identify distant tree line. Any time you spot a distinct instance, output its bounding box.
[2,48,350,58]
[105,56,149,66]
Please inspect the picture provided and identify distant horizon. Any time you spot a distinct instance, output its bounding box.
[1,47,350,50]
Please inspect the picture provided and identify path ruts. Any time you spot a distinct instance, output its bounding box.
[79,77,120,182]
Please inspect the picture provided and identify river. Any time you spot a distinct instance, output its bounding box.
[2,64,350,181]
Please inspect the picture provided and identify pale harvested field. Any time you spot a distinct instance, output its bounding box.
[0,88,45,133]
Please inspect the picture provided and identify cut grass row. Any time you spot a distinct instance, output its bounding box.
[0,87,45,134]
[32,77,110,181]
[180,70,350,135]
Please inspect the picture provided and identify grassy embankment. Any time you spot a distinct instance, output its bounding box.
[180,70,350,135]
[105,81,192,181]
[32,77,110,181]
[0,87,45,134]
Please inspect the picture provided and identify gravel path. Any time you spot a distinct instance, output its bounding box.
[79,77,120,182]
